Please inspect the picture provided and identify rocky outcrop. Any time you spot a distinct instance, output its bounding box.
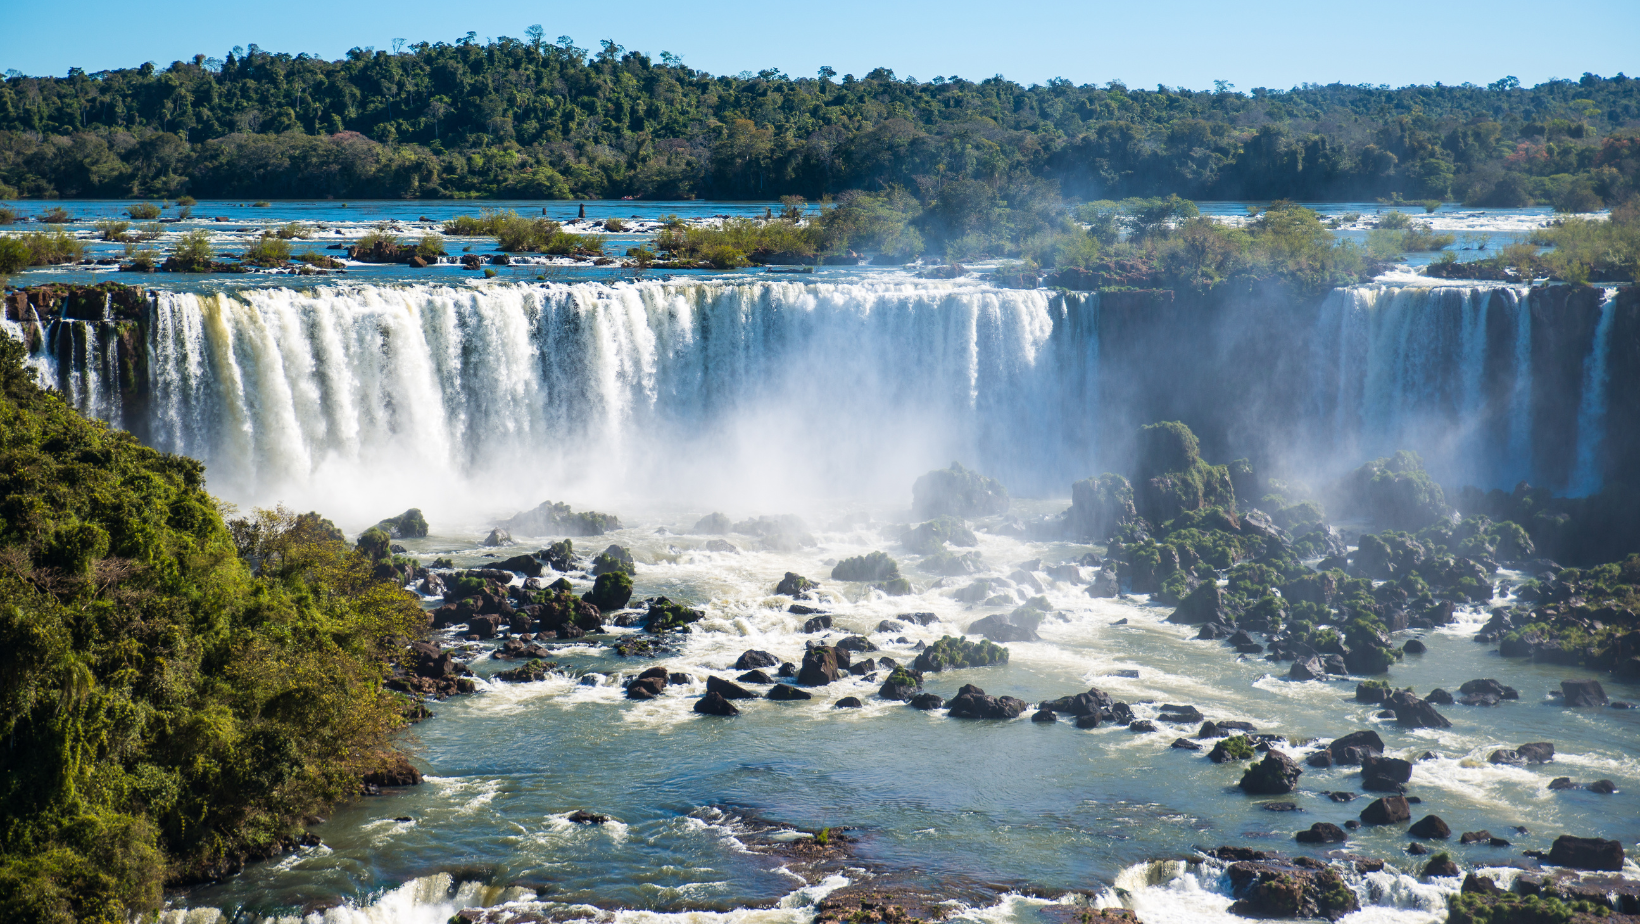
[798,647,842,685]
[1359,796,1411,825]
[694,691,741,716]
[1560,679,1608,707]
[499,500,621,537]
[1239,751,1302,795]
[946,684,1028,720]
[1548,835,1626,871]
[1224,857,1360,920]
[911,462,1009,519]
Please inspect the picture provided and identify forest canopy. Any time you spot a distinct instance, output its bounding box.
[0,34,1637,207]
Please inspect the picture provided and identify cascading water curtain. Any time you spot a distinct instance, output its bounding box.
[1569,288,1619,496]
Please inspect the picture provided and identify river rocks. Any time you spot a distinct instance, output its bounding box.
[1409,815,1451,839]
[499,500,621,537]
[585,572,634,612]
[1039,687,1117,721]
[834,696,864,709]
[492,553,543,578]
[1359,796,1411,825]
[1239,751,1303,794]
[483,528,513,547]
[832,551,901,582]
[1361,755,1413,791]
[878,666,924,701]
[1403,638,1427,654]
[912,461,1009,519]
[733,650,779,670]
[363,754,425,788]
[1489,742,1554,765]
[1548,835,1625,871]
[642,598,703,633]
[1128,720,1159,733]
[913,636,1009,672]
[705,676,755,700]
[626,675,667,700]
[798,647,842,685]
[494,658,552,683]
[800,614,833,633]
[375,508,430,538]
[1560,679,1608,707]
[1169,581,1231,625]
[946,684,1028,720]
[1289,657,1328,680]
[1067,472,1138,544]
[1158,704,1204,724]
[1225,858,1360,920]
[967,611,1040,643]
[1458,678,1518,700]
[1422,854,1461,878]
[693,512,732,534]
[694,691,741,716]
[768,683,813,701]
[566,810,609,824]
[836,635,878,653]
[1209,736,1257,763]
[592,545,636,577]
[775,572,818,596]
[1425,688,1455,705]
[1386,690,1452,728]
[909,692,945,710]
[1295,822,1348,844]
[1034,709,1060,724]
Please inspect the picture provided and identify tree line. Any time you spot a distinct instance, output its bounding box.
[0,34,1637,208]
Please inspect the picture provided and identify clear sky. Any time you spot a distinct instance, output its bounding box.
[2,0,1635,90]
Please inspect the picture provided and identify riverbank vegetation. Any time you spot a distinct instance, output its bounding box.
[0,37,1636,207]
[0,336,427,921]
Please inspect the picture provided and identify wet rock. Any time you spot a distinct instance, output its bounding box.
[848,658,878,676]
[1361,755,1413,791]
[801,614,833,633]
[1386,690,1452,729]
[1403,639,1427,654]
[1225,859,1359,920]
[705,538,739,553]
[878,666,924,701]
[909,692,945,710]
[967,611,1041,643]
[1461,874,1505,895]
[1425,688,1454,705]
[1158,704,1204,724]
[1325,731,1385,765]
[1549,776,1581,791]
[1128,720,1158,733]
[1406,842,1428,855]
[834,696,864,709]
[947,685,1028,720]
[1209,736,1257,763]
[1171,737,1202,749]
[1422,854,1460,878]
[737,670,774,684]
[836,635,879,653]
[483,528,513,547]
[567,810,609,824]
[1359,796,1411,825]
[734,650,780,670]
[1589,779,1618,794]
[626,676,666,700]
[776,572,818,596]
[1034,709,1059,724]
[1170,582,1231,625]
[912,461,1009,519]
[1289,657,1328,680]
[1548,835,1625,871]
[694,691,741,716]
[798,647,842,685]
[768,683,814,701]
[1262,802,1300,812]
[1458,678,1518,700]
[1328,791,1357,802]
[875,619,904,633]
[1295,823,1347,844]
[706,676,756,700]
[1409,815,1451,839]
[1239,751,1303,794]
[1560,679,1608,707]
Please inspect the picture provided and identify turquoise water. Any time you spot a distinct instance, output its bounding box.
[164,500,1639,922]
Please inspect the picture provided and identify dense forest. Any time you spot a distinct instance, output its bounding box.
[0,333,426,921]
[0,33,1638,206]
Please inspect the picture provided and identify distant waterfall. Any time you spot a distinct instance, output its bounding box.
[6,278,1619,525]
[1569,288,1619,495]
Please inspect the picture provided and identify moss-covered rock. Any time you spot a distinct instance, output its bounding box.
[911,462,1009,519]
[643,597,704,633]
[356,525,392,561]
[1069,473,1138,541]
[1133,422,1236,524]
[585,571,634,611]
[591,544,636,576]
[903,515,978,554]
[375,508,429,538]
[833,551,900,582]
[1337,451,1451,531]
[499,500,622,537]
[913,636,1010,672]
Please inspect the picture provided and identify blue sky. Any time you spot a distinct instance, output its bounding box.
[3,0,1635,89]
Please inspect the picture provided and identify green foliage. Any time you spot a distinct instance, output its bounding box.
[416,232,444,257]
[0,231,86,270]
[0,338,425,918]
[274,222,312,240]
[125,202,162,220]
[656,215,820,266]
[1446,891,1606,924]
[831,551,901,582]
[1339,450,1450,530]
[175,195,197,207]
[913,636,1010,671]
[585,571,634,612]
[1218,735,1256,760]
[0,207,18,224]
[0,236,31,275]
[38,207,73,224]
[169,229,213,271]
[355,526,392,561]
[94,219,131,242]
[243,233,292,266]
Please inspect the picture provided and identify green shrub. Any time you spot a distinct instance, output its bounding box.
[416,232,445,257]
[274,222,312,240]
[1378,210,1413,230]
[169,229,213,271]
[913,636,1010,671]
[252,200,270,207]
[604,217,626,232]
[94,219,131,242]
[0,207,18,224]
[0,236,31,274]
[125,202,162,219]
[832,551,900,582]
[176,195,197,207]
[243,234,292,266]
[38,206,73,224]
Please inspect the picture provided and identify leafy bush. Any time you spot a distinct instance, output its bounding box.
[912,636,1010,671]
[38,206,73,224]
[169,229,213,271]
[831,551,901,582]
[416,232,445,257]
[125,202,162,219]
[0,338,426,919]
[175,195,197,207]
[0,236,31,274]
[243,233,292,266]
[604,217,626,232]
[94,219,131,242]
[274,222,312,240]
[0,231,86,268]
[0,207,18,225]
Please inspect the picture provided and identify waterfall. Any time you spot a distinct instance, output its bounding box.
[1504,286,1534,486]
[1569,288,1619,496]
[126,280,1082,525]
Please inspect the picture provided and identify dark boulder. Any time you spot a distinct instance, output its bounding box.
[626,677,666,700]
[706,676,756,700]
[1516,742,1554,763]
[1128,720,1159,733]
[1386,690,1452,728]
[1225,859,1359,920]
[775,572,818,596]
[836,635,878,653]
[1425,688,1454,705]
[1409,815,1451,839]
[1459,679,1518,700]
[694,691,741,716]
[1423,854,1460,878]
[1040,687,1116,719]
[835,696,864,708]
[1169,581,1231,625]
[802,614,833,633]
[1548,835,1625,871]
[734,650,780,670]
[1295,823,1347,844]
[1209,736,1257,763]
[1589,779,1618,794]
[1326,731,1385,764]
[1239,751,1303,795]
[909,692,945,710]
[1403,638,1427,654]
[1171,737,1202,749]
[967,612,1040,643]
[1560,679,1608,707]
[947,685,1028,720]
[1361,755,1413,791]
[878,666,924,701]
[768,684,814,701]
[737,670,774,684]
[1033,709,1058,723]
[798,647,842,685]
[1289,657,1327,681]
[1359,796,1411,825]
